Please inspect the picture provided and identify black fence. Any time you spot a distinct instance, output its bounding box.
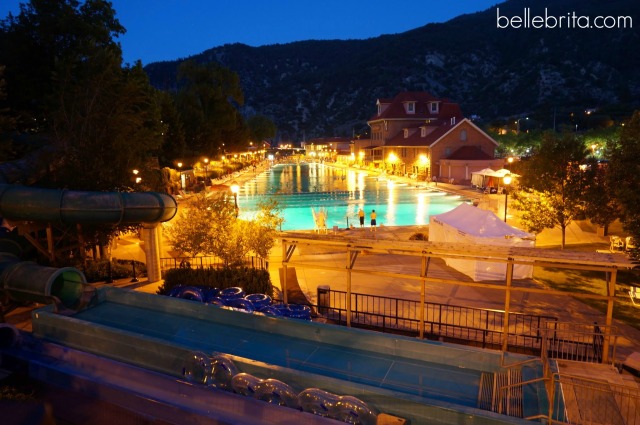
[544,322,609,363]
[317,287,558,354]
[160,256,268,271]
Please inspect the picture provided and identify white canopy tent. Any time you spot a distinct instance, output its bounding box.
[471,168,520,190]
[494,168,520,178]
[429,203,536,281]
[470,168,495,188]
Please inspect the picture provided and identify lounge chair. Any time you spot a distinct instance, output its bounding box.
[610,235,625,252]
[630,286,639,306]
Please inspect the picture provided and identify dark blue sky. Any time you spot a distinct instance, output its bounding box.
[1,1,499,65]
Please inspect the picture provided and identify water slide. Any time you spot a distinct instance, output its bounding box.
[0,184,177,308]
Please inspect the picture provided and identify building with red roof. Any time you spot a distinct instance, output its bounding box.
[352,92,503,183]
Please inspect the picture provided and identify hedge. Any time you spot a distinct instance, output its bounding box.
[157,266,273,297]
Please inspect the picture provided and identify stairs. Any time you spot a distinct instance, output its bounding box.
[478,369,523,418]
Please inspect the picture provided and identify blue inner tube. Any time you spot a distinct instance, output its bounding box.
[207,296,226,307]
[176,286,204,302]
[258,305,283,316]
[204,287,221,303]
[286,304,312,320]
[219,287,245,300]
[225,298,255,313]
[244,293,272,309]
[272,304,292,316]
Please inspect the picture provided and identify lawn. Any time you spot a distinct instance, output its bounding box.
[533,242,640,331]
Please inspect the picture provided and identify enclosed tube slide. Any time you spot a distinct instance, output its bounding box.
[0,184,178,306]
[0,184,177,225]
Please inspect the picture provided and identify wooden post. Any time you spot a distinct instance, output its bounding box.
[501,259,515,355]
[46,223,55,264]
[346,249,352,327]
[281,241,288,304]
[419,255,430,339]
[345,248,359,328]
[602,268,617,363]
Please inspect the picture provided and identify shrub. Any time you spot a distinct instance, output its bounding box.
[157,266,273,297]
[79,259,146,283]
[409,232,428,241]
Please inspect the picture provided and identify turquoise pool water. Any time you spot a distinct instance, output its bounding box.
[238,163,467,230]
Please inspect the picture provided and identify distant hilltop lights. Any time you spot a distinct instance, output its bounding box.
[496,8,633,30]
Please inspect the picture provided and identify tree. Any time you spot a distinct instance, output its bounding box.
[49,53,163,191]
[244,198,284,259]
[1,1,165,258]
[0,0,164,192]
[165,192,283,265]
[0,66,16,160]
[247,114,277,145]
[582,159,619,235]
[156,90,185,167]
[175,60,244,155]
[164,193,217,257]
[607,111,640,253]
[0,0,125,133]
[509,188,556,234]
[514,132,590,248]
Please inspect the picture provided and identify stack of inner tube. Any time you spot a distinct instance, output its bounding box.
[167,286,312,319]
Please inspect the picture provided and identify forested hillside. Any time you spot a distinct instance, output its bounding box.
[145,0,640,140]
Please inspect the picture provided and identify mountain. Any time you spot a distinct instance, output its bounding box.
[144,0,640,140]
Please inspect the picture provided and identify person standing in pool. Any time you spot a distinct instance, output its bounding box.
[358,208,365,228]
[370,209,377,232]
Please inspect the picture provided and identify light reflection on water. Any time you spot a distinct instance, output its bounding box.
[238,163,467,231]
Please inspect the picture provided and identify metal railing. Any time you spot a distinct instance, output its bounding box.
[544,321,617,364]
[492,321,627,423]
[160,256,268,271]
[550,374,640,425]
[317,287,556,353]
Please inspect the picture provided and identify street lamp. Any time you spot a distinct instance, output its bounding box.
[177,162,184,190]
[230,181,239,217]
[503,173,512,222]
[387,152,398,174]
[203,158,209,187]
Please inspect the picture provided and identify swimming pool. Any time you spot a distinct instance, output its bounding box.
[238,163,467,230]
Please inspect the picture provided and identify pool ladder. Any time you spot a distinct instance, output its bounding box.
[477,369,523,418]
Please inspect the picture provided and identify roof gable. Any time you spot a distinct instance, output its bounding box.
[446,146,494,160]
[370,91,463,122]
[384,118,498,149]
[429,119,499,148]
